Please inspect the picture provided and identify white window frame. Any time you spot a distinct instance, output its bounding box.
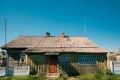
[78,55,98,65]
[20,53,26,63]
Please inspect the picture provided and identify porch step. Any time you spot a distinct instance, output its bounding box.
[46,73,60,78]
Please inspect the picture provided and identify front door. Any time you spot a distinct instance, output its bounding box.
[49,55,57,73]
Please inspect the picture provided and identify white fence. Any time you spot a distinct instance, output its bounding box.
[0,67,5,76]
[0,66,30,76]
[110,61,120,74]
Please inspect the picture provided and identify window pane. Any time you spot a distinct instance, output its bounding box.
[21,53,25,63]
[58,55,70,63]
[78,56,97,65]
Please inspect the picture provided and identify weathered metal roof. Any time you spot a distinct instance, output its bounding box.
[1,36,107,53]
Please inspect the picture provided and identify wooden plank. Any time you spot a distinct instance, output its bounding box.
[26,53,48,74]
[26,52,107,74]
[58,53,107,74]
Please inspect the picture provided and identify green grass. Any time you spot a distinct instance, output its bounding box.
[1,74,120,80]
[76,74,120,80]
[0,75,46,80]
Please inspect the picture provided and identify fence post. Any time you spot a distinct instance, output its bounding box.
[110,61,113,74]
[112,61,114,74]
[27,66,30,75]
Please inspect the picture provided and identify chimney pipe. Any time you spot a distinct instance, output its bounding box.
[46,32,50,37]
[61,32,65,38]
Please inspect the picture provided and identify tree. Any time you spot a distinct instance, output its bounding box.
[108,54,116,61]
[118,48,120,54]
[0,51,6,67]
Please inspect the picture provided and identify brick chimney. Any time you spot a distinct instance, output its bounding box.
[61,32,65,38]
[46,32,50,37]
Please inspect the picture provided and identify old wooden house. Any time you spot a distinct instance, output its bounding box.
[1,32,107,76]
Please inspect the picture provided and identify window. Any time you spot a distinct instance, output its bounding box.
[78,56,97,65]
[58,54,70,63]
[20,53,26,63]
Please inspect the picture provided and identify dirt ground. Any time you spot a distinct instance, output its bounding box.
[68,77,77,80]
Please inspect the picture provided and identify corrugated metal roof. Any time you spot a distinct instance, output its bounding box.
[1,36,107,53]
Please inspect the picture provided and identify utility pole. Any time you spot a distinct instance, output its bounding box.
[4,16,8,76]
[4,17,7,47]
[84,16,86,36]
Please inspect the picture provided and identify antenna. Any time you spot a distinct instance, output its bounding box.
[84,16,86,36]
[4,16,7,48]
[4,16,8,76]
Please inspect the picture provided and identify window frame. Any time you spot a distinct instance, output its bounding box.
[20,53,26,63]
[78,55,98,65]
[58,54,70,63]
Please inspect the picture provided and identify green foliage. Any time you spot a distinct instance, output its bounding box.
[0,75,46,80]
[77,74,103,80]
[56,74,67,80]
[1,74,120,80]
[118,48,120,54]
[93,74,103,79]
[77,74,120,80]
[0,51,5,57]
[102,68,112,75]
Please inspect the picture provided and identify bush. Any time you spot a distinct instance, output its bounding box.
[102,68,112,75]
[2,74,120,80]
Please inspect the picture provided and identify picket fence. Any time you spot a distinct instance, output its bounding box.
[0,66,29,76]
[0,67,5,76]
[110,61,120,74]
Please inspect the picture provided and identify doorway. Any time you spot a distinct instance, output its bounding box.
[49,55,57,73]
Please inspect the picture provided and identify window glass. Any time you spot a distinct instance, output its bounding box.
[58,54,70,63]
[21,53,26,63]
[78,56,97,65]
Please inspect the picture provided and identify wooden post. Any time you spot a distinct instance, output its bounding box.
[104,60,107,69]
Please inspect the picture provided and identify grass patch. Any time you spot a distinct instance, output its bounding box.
[76,74,120,80]
[1,74,120,80]
[0,75,46,80]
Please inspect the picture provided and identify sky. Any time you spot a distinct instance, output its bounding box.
[0,0,120,51]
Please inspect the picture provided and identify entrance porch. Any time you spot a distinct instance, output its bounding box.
[46,55,60,78]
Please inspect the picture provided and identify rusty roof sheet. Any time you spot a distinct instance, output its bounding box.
[1,36,107,53]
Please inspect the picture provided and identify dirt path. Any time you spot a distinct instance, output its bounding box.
[68,77,77,80]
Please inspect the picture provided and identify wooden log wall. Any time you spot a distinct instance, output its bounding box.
[8,51,107,75]
[58,53,107,75]
[8,51,20,66]
[26,53,48,74]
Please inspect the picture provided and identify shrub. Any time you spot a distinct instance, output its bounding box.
[102,68,112,75]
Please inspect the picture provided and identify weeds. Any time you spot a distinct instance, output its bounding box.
[0,74,120,80]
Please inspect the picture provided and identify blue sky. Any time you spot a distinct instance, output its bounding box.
[0,0,120,51]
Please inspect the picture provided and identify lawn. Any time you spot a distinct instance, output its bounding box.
[0,74,120,80]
